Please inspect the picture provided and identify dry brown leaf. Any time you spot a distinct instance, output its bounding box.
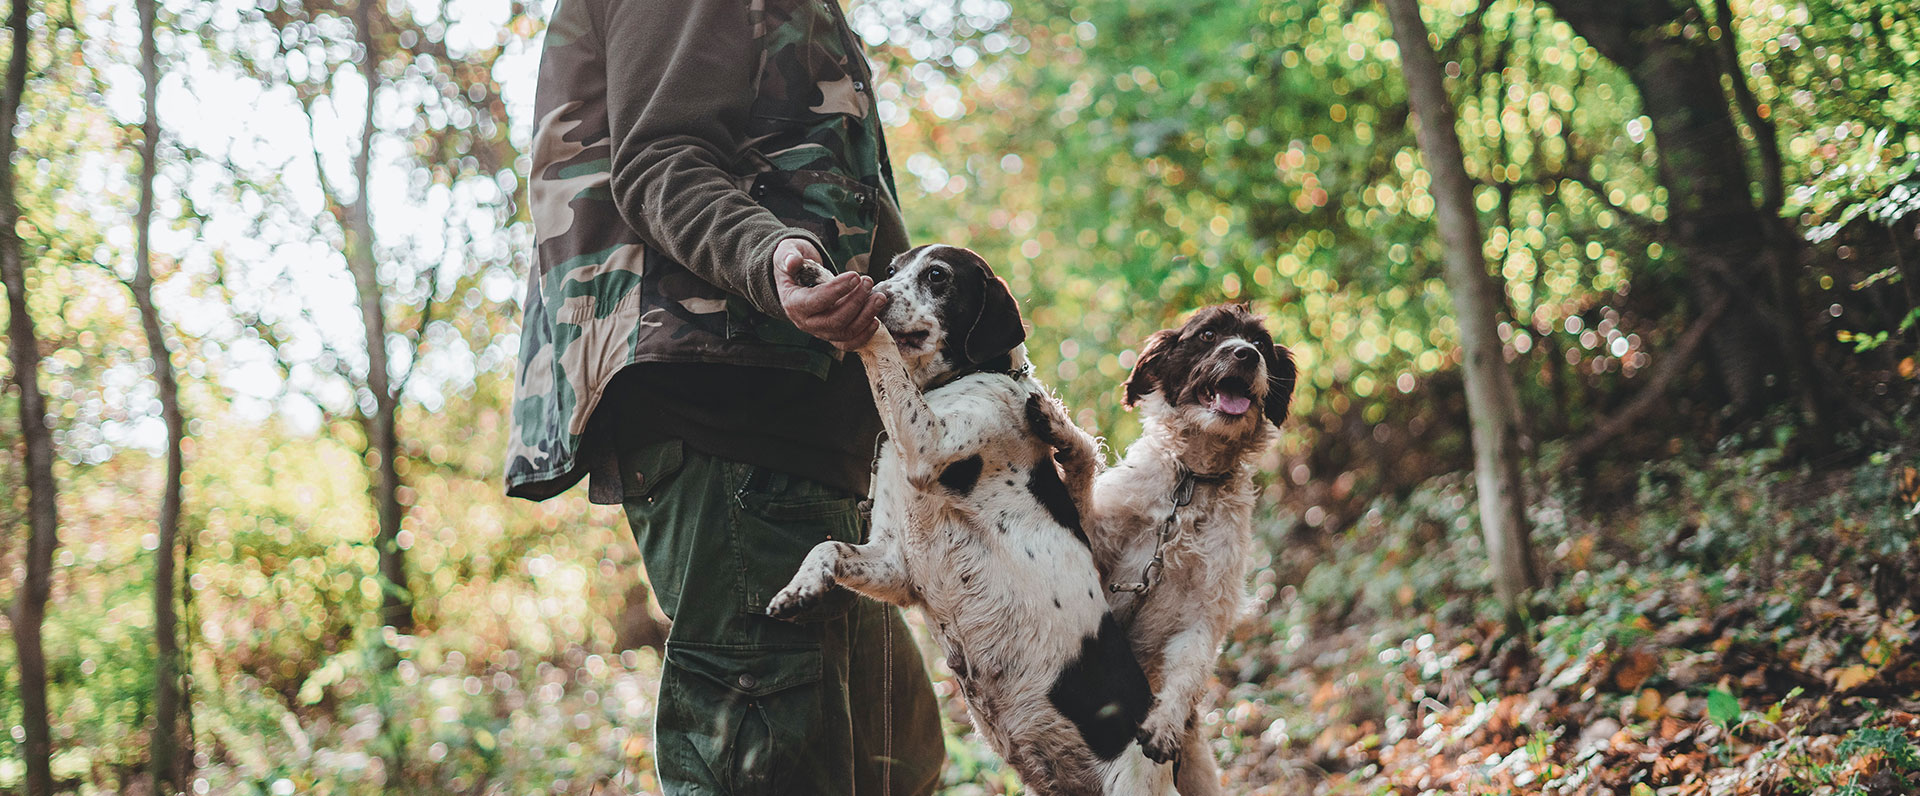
[1637,688,1663,720]
[1863,637,1893,667]
[1616,649,1659,692]
[1830,664,1877,691]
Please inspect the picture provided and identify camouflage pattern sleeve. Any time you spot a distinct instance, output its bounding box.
[601,0,818,321]
[507,0,897,499]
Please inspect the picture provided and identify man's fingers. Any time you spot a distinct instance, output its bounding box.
[776,250,810,282]
[831,318,879,351]
[785,270,861,315]
[817,276,878,329]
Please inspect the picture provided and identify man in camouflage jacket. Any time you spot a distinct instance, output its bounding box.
[505,0,945,791]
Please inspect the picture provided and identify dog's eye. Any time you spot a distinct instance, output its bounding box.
[1201,329,1216,343]
[926,266,949,285]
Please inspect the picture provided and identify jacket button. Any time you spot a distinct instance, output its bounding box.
[738,674,758,689]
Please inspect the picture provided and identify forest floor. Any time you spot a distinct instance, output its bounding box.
[1123,440,1920,796]
[923,436,1920,795]
[137,435,1920,796]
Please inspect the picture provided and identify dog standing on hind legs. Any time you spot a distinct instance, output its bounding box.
[1087,304,1296,795]
[766,245,1164,796]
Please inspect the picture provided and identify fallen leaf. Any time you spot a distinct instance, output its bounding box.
[1616,649,1659,692]
[1637,688,1663,720]
[1831,664,1877,691]
[1864,637,1893,667]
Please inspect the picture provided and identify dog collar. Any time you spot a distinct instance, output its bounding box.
[923,361,1031,392]
[1109,466,1233,596]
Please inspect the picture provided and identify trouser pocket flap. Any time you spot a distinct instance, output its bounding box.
[665,642,822,697]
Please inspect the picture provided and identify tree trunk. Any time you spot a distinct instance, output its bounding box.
[1,0,59,792]
[1382,0,1541,611]
[348,0,410,634]
[132,0,188,788]
[1543,0,1822,423]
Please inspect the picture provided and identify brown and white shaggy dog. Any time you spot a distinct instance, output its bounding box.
[1086,304,1295,795]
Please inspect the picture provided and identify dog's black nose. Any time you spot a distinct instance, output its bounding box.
[1233,346,1255,361]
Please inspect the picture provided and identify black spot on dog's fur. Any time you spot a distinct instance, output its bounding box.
[1047,613,1153,761]
[1027,455,1087,546]
[939,455,984,496]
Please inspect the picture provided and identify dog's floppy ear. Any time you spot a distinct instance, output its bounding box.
[1123,329,1178,408]
[1263,343,1297,427]
[963,271,1026,364]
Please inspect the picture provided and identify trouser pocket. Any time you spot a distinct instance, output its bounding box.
[656,642,829,795]
[730,467,864,621]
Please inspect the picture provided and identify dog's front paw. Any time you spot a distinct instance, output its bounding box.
[766,581,826,622]
[1024,393,1064,447]
[790,257,835,288]
[1136,718,1182,764]
[859,322,897,356]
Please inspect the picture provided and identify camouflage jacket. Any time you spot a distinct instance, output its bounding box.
[506,0,904,499]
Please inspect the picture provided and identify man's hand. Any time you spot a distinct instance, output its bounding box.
[775,238,887,351]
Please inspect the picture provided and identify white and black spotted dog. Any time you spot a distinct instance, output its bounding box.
[1087,304,1294,796]
[768,244,1164,796]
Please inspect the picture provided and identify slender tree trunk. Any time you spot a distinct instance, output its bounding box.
[1,0,59,792]
[1382,0,1540,611]
[348,0,409,634]
[131,0,187,788]
[1544,0,1823,425]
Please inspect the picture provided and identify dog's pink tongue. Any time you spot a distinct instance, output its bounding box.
[1213,393,1252,415]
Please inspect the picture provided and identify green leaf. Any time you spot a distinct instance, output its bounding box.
[1708,687,1742,726]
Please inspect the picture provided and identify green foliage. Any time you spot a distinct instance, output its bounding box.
[1837,726,1920,773]
[6,0,1919,792]
[1706,687,1742,727]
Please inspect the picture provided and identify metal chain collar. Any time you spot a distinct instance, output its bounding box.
[1109,466,1230,596]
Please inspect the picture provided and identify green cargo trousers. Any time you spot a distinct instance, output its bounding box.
[618,439,946,796]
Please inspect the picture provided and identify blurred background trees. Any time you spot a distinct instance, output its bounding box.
[1,0,1916,793]
[3,0,59,791]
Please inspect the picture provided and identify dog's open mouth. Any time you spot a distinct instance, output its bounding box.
[893,329,932,351]
[1206,378,1254,416]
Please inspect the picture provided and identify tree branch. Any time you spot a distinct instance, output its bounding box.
[1562,298,1727,468]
